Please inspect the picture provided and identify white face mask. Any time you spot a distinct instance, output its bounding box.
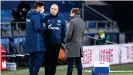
[40,9,44,13]
[100,34,105,38]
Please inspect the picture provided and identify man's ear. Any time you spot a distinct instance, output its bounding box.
[74,13,76,15]
[57,5,59,11]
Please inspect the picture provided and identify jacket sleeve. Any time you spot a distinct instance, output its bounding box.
[32,15,46,32]
[61,18,67,43]
[42,15,49,30]
[65,21,74,42]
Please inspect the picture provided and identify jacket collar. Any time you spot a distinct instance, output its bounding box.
[50,13,58,17]
[70,15,80,20]
[33,9,40,14]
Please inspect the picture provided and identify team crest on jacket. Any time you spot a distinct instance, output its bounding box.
[58,20,61,23]
[48,20,50,22]
[57,20,61,26]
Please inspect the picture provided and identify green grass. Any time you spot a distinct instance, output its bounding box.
[1,64,133,75]
[110,63,133,71]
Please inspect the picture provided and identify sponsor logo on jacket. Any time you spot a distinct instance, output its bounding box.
[48,24,60,30]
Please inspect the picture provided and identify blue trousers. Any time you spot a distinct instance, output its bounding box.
[29,51,44,75]
[67,57,82,75]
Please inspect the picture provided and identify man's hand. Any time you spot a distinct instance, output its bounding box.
[61,43,65,50]
[42,23,46,26]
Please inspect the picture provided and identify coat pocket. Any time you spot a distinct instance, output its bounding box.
[65,42,72,49]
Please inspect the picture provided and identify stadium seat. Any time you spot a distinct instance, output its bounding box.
[13,37,25,54]
[1,38,9,48]
[1,39,5,46]
[5,38,9,46]
[1,24,9,31]
[98,22,105,28]
[14,37,20,46]
[20,37,25,44]
[88,22,96,28]
[1,9,12,22]
[1,10,5,16]
[6,9,12,22]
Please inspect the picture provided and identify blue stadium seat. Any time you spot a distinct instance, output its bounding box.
[19,37,25,50]
[6,10,9,17]
[14,37,21,46]
[1,9,12,22]
[1,24,9,31]
[4,10,8,17]
[1,38,9,47]
[98,22,105,28]
[1,10,5,16]
[88,22,96,28]
[1,16,4,22]
[8,9,13,19]
[1,10,6,22]
[19,37,23,43]
[1,39,5,46]
[6,9,12,17]
[20,37,25,43]
[1,10,5,22]
[9,9,12,14]
[12,37,25,54]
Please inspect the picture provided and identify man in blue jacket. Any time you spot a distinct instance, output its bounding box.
[24,2,46,75]
[43,4,66,75]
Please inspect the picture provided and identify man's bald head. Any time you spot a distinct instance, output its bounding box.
[51,4,59,10]
[50,4,59,16]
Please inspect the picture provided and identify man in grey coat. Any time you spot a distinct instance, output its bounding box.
[65,8,85,75]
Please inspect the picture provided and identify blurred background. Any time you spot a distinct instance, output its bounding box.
[0,1,133,75]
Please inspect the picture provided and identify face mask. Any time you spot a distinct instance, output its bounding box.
[100,34,105,39]
[40,9,44,13]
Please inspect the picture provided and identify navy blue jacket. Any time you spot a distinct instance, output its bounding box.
[24,9,46,53]
[43,14,66,44]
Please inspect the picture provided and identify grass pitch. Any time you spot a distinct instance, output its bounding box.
[1,63,133,75]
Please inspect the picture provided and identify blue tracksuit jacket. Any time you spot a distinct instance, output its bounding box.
[24,9,46,53]
[43,14,66,44]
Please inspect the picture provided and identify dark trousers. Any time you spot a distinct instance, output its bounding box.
[29,51,44,75]
[67,57,82,75]
[45,43,61,75]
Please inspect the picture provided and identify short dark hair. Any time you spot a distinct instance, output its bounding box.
[71,8,80,15]
[34,1,44,9]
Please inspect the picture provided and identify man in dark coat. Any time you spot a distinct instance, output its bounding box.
[43,4,66,75]
[65,8,85,75]
[24,2,46,75]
